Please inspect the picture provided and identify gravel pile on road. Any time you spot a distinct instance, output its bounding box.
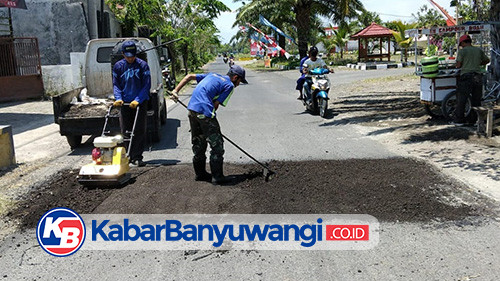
[6,158,493,230]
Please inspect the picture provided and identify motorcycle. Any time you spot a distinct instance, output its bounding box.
[302,66,331,118]
[162,64,175,91]
[229,57,235,66]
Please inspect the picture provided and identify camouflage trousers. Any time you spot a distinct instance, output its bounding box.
[188,110,224,165]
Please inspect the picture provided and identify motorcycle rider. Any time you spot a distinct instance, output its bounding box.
[229,53,235,66]
[296,48,310,100]
[302,47,330,102]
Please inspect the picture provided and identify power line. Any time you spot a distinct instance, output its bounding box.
[377,13,415,18]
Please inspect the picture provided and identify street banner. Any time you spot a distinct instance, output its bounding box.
[0,0,27,9]
[247,22,291,59]
[259,15,296,44]
[250,40,260,56]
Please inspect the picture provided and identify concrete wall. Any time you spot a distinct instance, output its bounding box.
[1,0,122,65]
[70,52,86,88]
[41,65,74,96]
[41,52,85,96]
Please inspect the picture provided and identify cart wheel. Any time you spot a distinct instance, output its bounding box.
[66,135,82,149]
[441,91,471,121]
[423,104,443,119]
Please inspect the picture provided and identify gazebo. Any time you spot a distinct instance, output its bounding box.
[351,22,395,62]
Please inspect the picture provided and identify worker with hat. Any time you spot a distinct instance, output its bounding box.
[112,40,151,166]
[452,34,490,125]
[171,65,248,184]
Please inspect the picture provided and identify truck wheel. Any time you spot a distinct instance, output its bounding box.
[66,135,82,149]
[160,101,167,125]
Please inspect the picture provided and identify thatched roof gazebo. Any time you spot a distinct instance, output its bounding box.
[351,22,395,62]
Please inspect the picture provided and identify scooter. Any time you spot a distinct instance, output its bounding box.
[162,64,175,91]
[229,58,235,67]
[302,66,331,118]
[77,104,139,186]
[223,56,228,64]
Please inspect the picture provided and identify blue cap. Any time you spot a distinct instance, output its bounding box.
[227,65,248,84]
[122,41,137,57]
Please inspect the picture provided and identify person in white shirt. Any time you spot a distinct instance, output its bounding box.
[302,46,329,101]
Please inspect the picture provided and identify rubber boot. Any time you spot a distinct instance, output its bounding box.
[210,160,230,185]
[193,161,212,182]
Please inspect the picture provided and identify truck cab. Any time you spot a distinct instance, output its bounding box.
[53,38,167,148]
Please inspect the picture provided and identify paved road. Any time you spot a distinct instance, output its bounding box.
[0,59,499,280]
[145,59,395,165]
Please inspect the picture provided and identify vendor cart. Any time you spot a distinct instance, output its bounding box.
[406,24,492,119]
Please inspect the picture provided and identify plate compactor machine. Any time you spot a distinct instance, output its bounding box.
[77,104,139,186]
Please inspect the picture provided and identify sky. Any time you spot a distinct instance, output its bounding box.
[214,0,456,44]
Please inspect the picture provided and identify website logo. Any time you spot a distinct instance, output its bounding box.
[36,208,86,257]
[82,214,379,251]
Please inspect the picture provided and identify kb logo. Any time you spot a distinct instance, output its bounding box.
[36,208,86,257]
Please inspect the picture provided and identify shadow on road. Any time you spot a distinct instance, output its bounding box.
[0,112,53,135]
[150,118,181,151]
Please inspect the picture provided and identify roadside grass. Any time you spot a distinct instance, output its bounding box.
[361,73,418,84]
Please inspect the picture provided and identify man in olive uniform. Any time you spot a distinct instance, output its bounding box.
[171,65,248,184]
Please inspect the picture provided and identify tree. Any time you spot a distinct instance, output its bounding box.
[412,5,446,28]
[322,23,350,58]
[235,0,364,58]
[451,0,491,22]
[106,0,229,74]
[390,21,416,62]
[490,1,500,95]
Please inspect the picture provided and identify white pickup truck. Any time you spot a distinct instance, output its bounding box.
[52,38,167,148]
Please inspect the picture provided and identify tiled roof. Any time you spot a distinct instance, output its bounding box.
[351,22,395,38]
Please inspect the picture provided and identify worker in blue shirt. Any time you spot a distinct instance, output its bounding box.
[112,40,151,167]
[171,65,248,184]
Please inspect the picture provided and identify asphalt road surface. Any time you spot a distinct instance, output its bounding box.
[0,58,498,280]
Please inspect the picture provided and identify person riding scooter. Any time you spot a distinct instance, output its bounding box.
[302,47,328,102]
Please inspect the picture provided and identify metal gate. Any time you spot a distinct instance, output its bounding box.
[0,37,44,102]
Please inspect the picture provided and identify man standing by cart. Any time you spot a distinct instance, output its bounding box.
[453,34,490,125]
[112,40,151,167]
[171,65,248,184]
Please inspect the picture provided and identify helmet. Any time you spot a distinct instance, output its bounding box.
[459,34,471,45]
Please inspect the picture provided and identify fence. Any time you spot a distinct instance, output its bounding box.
[0,37,44,102]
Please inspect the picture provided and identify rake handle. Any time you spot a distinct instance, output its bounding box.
[174,97,274,173]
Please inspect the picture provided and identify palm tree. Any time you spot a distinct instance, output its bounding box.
[322,24,350,58]
[235,0,364,58]
[391,21,416,62]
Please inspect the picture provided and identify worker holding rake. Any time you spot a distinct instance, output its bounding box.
[171,65,248,184]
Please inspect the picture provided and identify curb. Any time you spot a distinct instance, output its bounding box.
[346,62,415,70]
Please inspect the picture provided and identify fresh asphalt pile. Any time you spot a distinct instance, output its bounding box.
[5,157,494,230]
